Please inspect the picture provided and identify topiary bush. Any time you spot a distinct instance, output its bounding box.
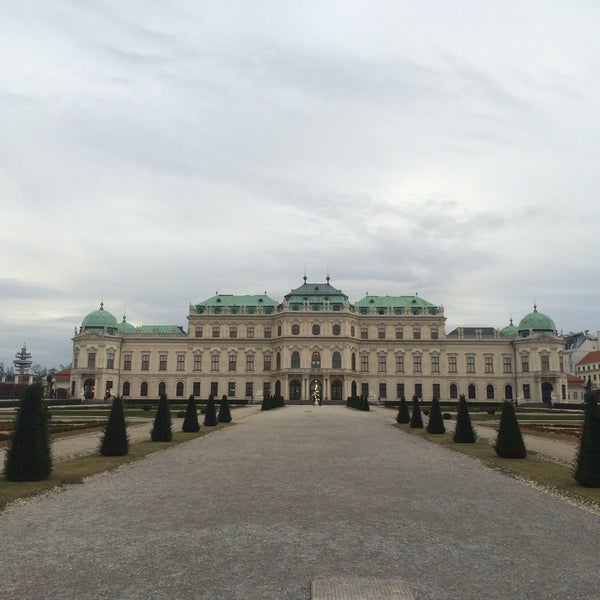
[574,391,600,487]
[4,384,52,481]
[218,394,232,423]
[396,396,410,424]
[151,394,173,442]
[99,396,129,456]
[495,401,526,458]
[453,394,476,444]
[426,396,445,434]
[410,396,423,429]
[204,394,218,426]
[182,395,200,433]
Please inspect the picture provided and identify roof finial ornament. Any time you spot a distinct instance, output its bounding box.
[326,265,330,283]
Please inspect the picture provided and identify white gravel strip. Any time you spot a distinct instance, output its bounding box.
[0,405,598,600]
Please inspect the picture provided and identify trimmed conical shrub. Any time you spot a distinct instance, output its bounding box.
[5,384,52,481]
[151,394,172,442]
[182,395,200,433]
[204,394,218,426]
[218,394,232,423]
[574,392,600,487]
[261,394,269,411]
[427,396,445,434]
[100,396,128,456]
[495,401,526,458]
[396,396,410,424]
[454,394,476,443]
[410,395,423,429]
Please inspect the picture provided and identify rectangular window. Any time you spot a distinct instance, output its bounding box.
[413,356,422,373]
[229,355,237,372]
[107,353,114,370]
[264,327,272,339]
[263,382,271,397]
[246,354,254,371]
[123,354,132,371]
[159,354,167,371]
[87,352,96,369]
[212,326,220,338]
[247,326,254,338]
[245,381,253,397]
[395,355,404,373]
[177,355,185,371]
[264,355,272,371]
[541,355,550,371]
[210,381,218,397]
[523,383,531,400]
[192,381,201,396]
[378,327,386,340]
[361,327,368,339]
[378,355,387,372]
[433,383,441,398]
[379,383,387,398]
[413,327,421,340]
[361,383,369,397]
[194,327,203,338]
[360,355,369,372]
[396,383,405,399]
[193,354,202,371]
[431,328,439,340]
[228,382,236,397]
[211,354,219,371]
[485,356,494,374]
[521,356,529,373]
[141,354,150,371]
[503,356,512,373]
[395,327,403,340]
[466,356,475,373]
[229,326,237,338]
[448,356,457,373]
[414,383,422,398]
[431,356,440,373]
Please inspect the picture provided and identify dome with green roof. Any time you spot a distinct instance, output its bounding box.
[81,303,119,334]
[517,305,556,337]
[500,317,518,336]
[117,315,136,334]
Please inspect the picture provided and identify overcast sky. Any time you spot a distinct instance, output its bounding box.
[1,0,599,369]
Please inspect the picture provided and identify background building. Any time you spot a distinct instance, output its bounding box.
[71,278,567,404]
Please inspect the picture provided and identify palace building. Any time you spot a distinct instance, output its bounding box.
[70,277,567,404]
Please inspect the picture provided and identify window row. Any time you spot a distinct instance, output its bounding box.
[121,380,259,398]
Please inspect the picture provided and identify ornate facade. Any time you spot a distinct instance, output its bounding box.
[70,278,567,404]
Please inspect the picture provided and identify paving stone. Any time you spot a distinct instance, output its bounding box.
[312,577,415,599]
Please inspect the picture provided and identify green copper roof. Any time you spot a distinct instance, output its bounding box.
[82,303,118,331]
[284,278,348,310]
[517,305,556,336]
[117,316,136,334]
[195,294,277,314]
[500,318,518,336]
[137,325,186,335]
[355,295,439,315]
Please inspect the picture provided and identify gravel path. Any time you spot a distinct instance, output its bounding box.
[0,405,598,600]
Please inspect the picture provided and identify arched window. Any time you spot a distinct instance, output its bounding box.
[158,381,166,396]
[292,324,300,335]
[351,326,355,336]
[468,384,476,399]
[291,351,300,369]
[332,351,342,369]
[276,352,281,370]
[351,353,356,371]
[176,382,184,397]
[311,352,321,369]
[83,378,95,400]
[449,383,458,399]
[486,384,495,400]
[122,382,130,397]
[332,324,341,336]
[275,380,281,397]
[505,384,513,400]
[140,382,148,397]
[312,324,320,335]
